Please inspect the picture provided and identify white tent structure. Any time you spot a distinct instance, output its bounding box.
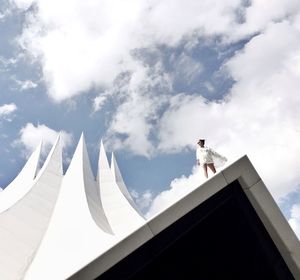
[0,134,152,280]
[0,141,42,214]
[0,134,299,279]
[0,136,63,279]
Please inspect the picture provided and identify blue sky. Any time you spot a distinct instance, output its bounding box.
[0,0,300,237]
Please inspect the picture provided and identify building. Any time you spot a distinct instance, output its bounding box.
[0,134,299,279]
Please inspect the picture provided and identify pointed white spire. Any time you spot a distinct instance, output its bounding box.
[97,139,113,183]
[99,139,110,169]
[24,133,114,280]
[98,141,145,236]
[35,133,63,178]
[111,152,143,216]
[60,133,111,232]
[111,152,124,183]
[0,134,63,280]
[33,140,43,179]
[80,134,112,232]
[0,140,42,213]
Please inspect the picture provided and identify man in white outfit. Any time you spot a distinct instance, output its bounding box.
[196,139,227,178]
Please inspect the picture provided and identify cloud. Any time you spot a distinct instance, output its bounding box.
[93,95,108,113]
[0,56,18,72]
[11,0,250,102]
[288,203,300,239]
[16,123,73,157]
[0,3,12,22]
[14,0,148,101]
[106,62,172,156]
[0,13,5,21]
[0,103,17,116]
[145,165,208,218]
[131,189,153,213]
[12,0,35,10]
[171,52,204,84]
[156,21,300,201]
[12,0,300,102]
[12,1,300,149]
[107,91,158,156]
[15,79,38,90]
[0,103,17,121]
[0,11,8,22]
[10,1,300,202]
[232,0,300,40]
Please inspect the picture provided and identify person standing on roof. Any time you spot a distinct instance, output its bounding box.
[196,139,227,178]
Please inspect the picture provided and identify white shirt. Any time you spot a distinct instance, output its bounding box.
[196,146,214,165]
[196,146,227,166]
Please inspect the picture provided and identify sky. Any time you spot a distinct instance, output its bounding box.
[0,0,300,238]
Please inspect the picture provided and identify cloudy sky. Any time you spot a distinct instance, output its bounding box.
[0,0,300,238]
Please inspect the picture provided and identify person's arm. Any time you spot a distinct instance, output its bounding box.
[209,147,227,161]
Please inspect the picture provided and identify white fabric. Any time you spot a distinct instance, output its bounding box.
[196,146,227,167]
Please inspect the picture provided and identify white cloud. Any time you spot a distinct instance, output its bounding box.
[0,103,17,116]
[156,21,300,201]
[12,0,35,10]
[131,189,153,213]
[11,1,300,203]
[13,1,300,153]
[146,165,209,218]
[0,1,12,22]
[0,103,17,120]
[17,123,72,157]
[204,81,215,92]
[232,0,300,41]
[288,204,300,239]
[0,10,9,22]
[15,0,149,101]
[171,52,204,84]
[12,0,300,104]
[0,56,18,72]
[107,92,157,156]
[93,95,108,113]
[12,0,248,102]
[15,79,38,90]
[106,61,172,156]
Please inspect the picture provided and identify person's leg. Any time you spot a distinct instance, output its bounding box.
[207,163,216,174]
[203,164,208,178]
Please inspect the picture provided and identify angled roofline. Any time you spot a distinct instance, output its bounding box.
[69,155,300,280]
